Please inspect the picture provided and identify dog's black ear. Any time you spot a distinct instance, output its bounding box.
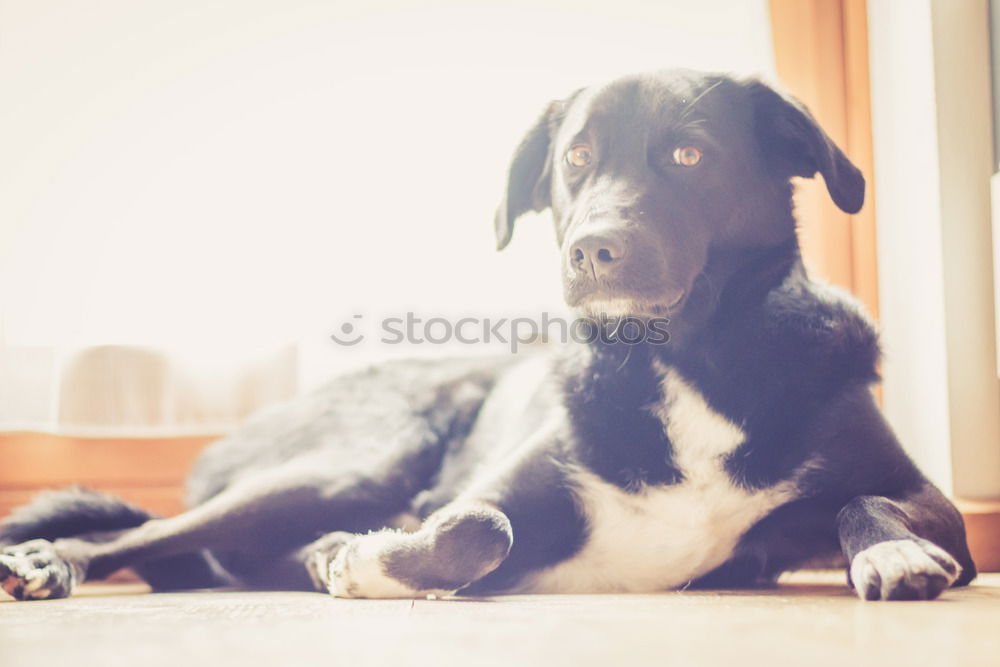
[747,80,865,214]
[494,101,564,251]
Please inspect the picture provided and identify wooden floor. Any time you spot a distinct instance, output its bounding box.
[2,572,999,667]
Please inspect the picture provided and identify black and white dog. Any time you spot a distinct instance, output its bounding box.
[0,70,976,602]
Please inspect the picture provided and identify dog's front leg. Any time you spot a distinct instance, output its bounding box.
[836,483,976,601]
[307,502,513,599]
[308,417,582,599]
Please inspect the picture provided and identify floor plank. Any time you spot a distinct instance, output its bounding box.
[2,572,998,667]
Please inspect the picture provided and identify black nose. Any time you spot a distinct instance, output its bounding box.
[570,233,627,279]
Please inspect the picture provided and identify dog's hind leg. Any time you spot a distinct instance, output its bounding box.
[305,502,514,599]
[0,463,410,601]
[0,487,235,597]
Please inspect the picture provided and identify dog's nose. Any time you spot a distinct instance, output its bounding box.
[570,233,627,279]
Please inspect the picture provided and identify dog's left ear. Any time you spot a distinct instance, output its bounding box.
[746,80,865,214]
[494,100,567,251]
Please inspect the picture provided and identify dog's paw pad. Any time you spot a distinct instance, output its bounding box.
[849,539,960,601]
[0,540,76,601]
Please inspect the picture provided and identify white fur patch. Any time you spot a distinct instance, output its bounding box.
[849,539,960,600]
[579,298,644,319]
[327,530,454,599]
[515,364,802,594]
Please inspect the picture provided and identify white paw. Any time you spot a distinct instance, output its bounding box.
[849,539,960,601]
[0,540,77,601]
[303,532,353,592]
[326,531,453,600]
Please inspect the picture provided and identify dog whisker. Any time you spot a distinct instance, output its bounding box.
[676,79,725,122]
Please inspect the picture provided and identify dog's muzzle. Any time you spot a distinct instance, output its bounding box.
[563,228,684,317]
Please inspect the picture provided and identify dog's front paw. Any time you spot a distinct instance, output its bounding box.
[324,531,454,600]
[0,540,79,601]
[849,538,961,601]
[304,531,354,593]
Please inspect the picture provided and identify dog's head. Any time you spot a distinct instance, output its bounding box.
[495,70,864,320]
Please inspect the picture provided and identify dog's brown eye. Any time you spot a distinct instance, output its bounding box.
[672,146,702,167]
[566,144,593,168]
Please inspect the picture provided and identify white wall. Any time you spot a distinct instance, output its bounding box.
[868,0,1000,498]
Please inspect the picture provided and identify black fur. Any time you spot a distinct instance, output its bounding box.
[562,342,684,490]
[0,488,151,547]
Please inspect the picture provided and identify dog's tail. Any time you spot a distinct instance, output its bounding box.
[0,487,231,590]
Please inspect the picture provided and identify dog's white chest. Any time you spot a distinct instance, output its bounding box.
[519,366,799,594]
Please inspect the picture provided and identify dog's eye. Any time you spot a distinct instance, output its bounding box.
[672,146,702,167]
[566,144,593,168]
